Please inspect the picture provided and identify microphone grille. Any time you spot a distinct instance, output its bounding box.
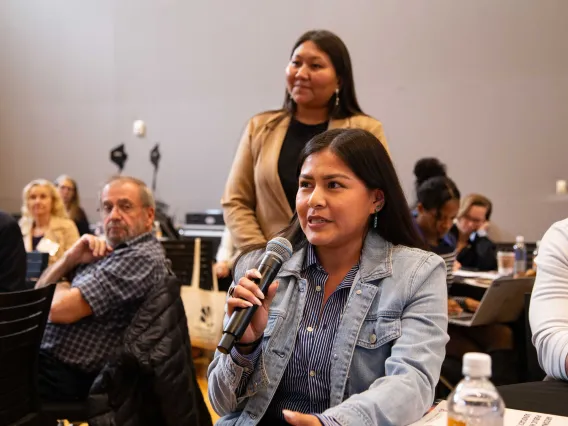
[266,237,293,263]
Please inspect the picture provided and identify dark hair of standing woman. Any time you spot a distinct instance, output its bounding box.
[282,30,364,120]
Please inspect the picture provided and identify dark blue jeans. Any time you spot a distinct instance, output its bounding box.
[38,350,98,401]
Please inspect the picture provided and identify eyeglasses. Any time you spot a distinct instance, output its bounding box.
[99,201,140,217]
[462,213,484,225]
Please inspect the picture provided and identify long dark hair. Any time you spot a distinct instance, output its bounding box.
[283,30,364,120]
[414,158,460,214]
[274,128,424,253]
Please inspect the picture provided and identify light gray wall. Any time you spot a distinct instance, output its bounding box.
[1,0,567,241]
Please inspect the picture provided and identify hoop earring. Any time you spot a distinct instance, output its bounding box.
[335,88,340,107]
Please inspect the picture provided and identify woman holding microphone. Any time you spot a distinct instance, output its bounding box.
[209,129,447,426]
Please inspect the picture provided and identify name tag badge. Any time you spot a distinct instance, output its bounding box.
[36,238,60,257]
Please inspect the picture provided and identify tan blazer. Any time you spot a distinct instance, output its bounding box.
[19,216,80,265]
[221,110,390,250]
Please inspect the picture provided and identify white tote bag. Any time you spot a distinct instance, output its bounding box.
[180,238,227,350]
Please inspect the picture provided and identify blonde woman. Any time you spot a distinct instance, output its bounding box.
[19,179,80,265]
[55,175,91,235]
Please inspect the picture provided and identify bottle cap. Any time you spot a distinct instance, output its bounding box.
[463,352,491,377]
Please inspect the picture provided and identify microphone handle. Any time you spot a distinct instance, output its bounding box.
[217,256,281,354]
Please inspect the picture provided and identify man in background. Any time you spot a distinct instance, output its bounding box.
[35,176,167,401]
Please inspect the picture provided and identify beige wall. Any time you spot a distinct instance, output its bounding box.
[1,0,567,241]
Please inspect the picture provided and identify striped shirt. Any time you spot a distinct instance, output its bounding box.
[232,244,357,425]
[433,239,457,285]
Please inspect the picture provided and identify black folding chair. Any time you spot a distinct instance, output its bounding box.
[162,238,216,290]
[0,285,55,426]
[161,240,196,286]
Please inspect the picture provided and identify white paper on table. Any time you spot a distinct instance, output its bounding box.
[410,401,568,426]
[453,270,502,280]
[461,278,492,288]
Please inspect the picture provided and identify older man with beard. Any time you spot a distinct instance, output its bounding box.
[35,176,167,401]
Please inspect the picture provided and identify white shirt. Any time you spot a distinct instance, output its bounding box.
[215,227,236,265]
[530,218,568,380]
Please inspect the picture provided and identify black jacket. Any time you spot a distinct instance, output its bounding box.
[88,274,212,426]
[450,225,498,271]
[0,211,27,292]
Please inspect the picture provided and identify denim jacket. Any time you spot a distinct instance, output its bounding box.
[207,232,449,426]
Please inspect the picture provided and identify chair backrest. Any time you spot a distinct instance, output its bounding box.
[0,285,55,425]
[161,240,195,285]
[162,238,215,290]
[523,292,546,382]
[197,238,215,291]
[25,252,49,283]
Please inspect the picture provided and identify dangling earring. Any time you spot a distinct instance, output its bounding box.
[335,87,340,107]
[373,198,384,229]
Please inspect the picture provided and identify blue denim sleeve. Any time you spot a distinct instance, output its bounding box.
[230,344,262,395]
[321,253,449,426]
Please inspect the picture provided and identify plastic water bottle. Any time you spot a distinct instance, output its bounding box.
[447,353,505,426]
[513,235,527,275]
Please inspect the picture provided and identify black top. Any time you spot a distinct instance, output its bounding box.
[449,224,498,271]
[74,207,91,235]
[31,235,43,251]
[277,118,328,212]
[0,211,27,292]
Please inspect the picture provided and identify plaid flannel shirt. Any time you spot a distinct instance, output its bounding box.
[41,232,167,372]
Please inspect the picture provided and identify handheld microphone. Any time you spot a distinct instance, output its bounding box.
[217,237,293,354]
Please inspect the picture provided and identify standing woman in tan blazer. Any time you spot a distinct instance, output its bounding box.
[222,29,390,250]
[19,179,80,265]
